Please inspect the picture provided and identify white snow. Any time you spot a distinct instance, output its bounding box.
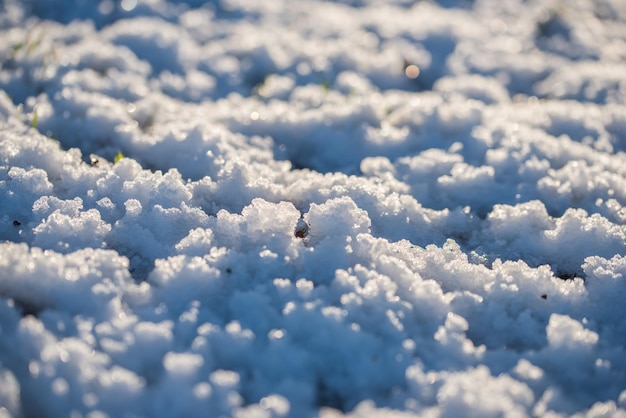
[0,0,625,417]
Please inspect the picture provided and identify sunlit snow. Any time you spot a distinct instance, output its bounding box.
[1,0,625,417]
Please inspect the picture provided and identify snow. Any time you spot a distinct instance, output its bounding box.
[0,0,625,417]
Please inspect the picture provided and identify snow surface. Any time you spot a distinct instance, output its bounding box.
[0,0,626,417]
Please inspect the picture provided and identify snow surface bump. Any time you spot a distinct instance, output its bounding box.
[1,0,626,417]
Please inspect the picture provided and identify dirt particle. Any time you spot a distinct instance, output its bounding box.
[294,219,309,239]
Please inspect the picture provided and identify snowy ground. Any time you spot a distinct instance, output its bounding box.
[1,0,626,417]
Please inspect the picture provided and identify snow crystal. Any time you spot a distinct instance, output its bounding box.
[0,367,21,418]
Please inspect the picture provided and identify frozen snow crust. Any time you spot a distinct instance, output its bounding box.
[1,0,626,416]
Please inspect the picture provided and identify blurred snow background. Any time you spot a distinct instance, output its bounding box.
[0,0,625,417]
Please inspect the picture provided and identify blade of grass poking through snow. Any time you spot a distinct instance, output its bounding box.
[30,109,38,129]
[113,151,124,163]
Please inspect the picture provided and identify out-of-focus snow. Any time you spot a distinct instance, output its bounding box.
[0,0,625,417]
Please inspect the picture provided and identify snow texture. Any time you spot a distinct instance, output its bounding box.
[0,0,626,417]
